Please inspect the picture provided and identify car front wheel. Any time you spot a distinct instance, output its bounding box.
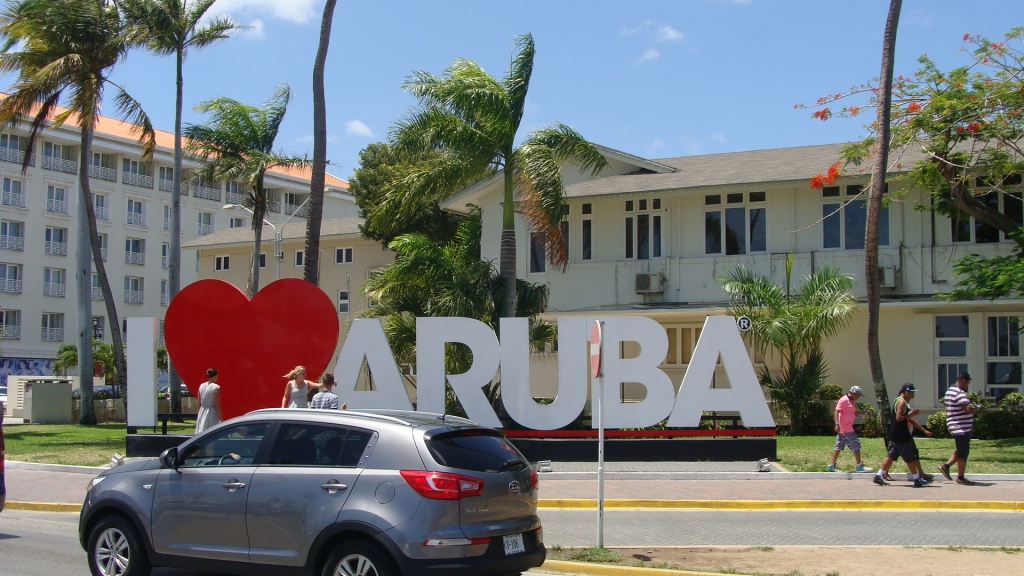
[87,515,151,576]
[322,539,397,576]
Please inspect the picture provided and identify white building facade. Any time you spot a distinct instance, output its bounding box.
[441,143,1024,411]
[0,111,356,392]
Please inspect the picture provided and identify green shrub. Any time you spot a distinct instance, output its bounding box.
[855,402,883,438]
[974,409,1024,440]
[817,384,844,401]
[927,411,951,438]
[804,400,834,433]
[999,392,1024,412]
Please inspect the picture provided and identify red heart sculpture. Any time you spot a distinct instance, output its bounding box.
[164,278,340,421]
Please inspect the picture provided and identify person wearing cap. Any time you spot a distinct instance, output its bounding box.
[940,372,980,484]
[873,383,934,487]
[826,386,870,472]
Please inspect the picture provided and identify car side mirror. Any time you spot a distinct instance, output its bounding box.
[159,447,179,470]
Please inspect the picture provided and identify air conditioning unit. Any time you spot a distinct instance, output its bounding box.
[879,265,896,288]
[635,273,663,294]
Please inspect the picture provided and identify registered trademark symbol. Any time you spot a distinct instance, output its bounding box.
[736,316,752,331]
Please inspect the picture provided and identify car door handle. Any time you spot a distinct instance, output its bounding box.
[321,481,348,494]
[223,480,246,492]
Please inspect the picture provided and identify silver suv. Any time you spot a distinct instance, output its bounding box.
[79,409,544,576]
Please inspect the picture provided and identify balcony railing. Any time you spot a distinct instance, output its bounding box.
[95,205,109,220]
[100,247,107,261]
[89,165,116,181]
[161,255,168,268]
[160,293,169,306]
[225,190,245,205]
[122,171,154,189]
[124,289,144,304]
[92,286,103,300]
[190,183,221,201]
[0,278,22,293]
[45,241,68,256]
[284,203,309,217]
[158,178,173,192]
[41,327,64,341]
[46,198,70,214]
[0,235,24,250]
[197,223,214,236]
[0,325,20,340]
[43,282,65,297]
[126,212,147,227]
[125,251,145,265]
[0,147,33,166]
[3,191,26,208]
[266,201,280,213]
[42,156,77,173]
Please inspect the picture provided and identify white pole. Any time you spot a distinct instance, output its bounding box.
[596,324,605,549]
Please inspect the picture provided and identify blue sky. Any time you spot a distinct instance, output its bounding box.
[6,0,1021,181]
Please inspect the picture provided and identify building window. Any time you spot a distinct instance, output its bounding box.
[215,255,230,271]
[2,177,25,208]
[159,166,173,181]
[1,220,25,251]
[259,252,266,268]
[985,315,1022,401]
[94,194,108,220]
[0,262,21,293]
[295,250,304,267]
[126,198,146,226]
[935,315,970,402]
[705,193,765,255]
[160,280,168,306]
[822,185,889,250]
[338,291,349,313]
[582,219,592,261]
[662,326,703,366]
[335,247,353,264]
[229,217,245,229]
[0,309,21,340]
[122,158,146,174]
[582,203,592,215]
[161,243,169,268]
[91,274,103,300]
[529,232,545,274]
[625,198,664,259]
[99,233,108,261]
[950,179,1022,243]
[44,142,70,159]
[41,312,64,341]
[124,276,144,304]
[43,267,65,297]
[46,185,69,214]
[44,226,68,256]
[125,238,145,265]
[197,211,214,236]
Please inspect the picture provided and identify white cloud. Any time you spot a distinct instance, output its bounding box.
[345,120,374,138]
[209,0,320,25]
[655,25,683,42]
[637,49,660,64]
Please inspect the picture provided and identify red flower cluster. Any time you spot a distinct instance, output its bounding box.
[967,121,982,133]
[849,106,861,115]
[809,161,843,190]
[813,108,832,121]
[963,33,971,42]
[906,101,922,113]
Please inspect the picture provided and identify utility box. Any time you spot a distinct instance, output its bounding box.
[23,379,73,424]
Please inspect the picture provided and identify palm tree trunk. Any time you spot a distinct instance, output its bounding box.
[76,132,95,426]
[167,46,185,414]
[303,0,338,285]
[499,167,517,317]
[248,175,266,297]
[866,0,902,444]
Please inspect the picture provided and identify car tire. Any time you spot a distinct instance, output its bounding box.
[86,515,152,576]
[322,539,398,576]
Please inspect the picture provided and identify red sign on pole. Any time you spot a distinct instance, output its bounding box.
[590,320,602,378]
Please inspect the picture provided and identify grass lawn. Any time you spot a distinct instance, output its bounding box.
[776,435,1024,474]
[3,423,194,467]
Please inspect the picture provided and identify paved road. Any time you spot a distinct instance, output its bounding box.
[538,508,1024,547]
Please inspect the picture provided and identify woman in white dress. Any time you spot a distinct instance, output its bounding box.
[281,366,320,408]
[195,368,222,433]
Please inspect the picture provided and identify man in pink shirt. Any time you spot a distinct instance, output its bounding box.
[826,386,870,472]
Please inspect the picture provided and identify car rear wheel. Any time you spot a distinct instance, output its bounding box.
[87,515,151,576]
[322,539,397,576]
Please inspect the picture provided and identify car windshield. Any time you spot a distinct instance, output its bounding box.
[425,429,528,473]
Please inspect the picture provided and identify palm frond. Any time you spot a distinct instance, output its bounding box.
[505,33,535,135]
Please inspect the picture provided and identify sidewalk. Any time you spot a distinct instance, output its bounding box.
[6,463,1024,510]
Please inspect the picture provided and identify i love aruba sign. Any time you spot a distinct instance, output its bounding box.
[164,279,774,428]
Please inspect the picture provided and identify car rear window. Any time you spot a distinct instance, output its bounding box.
[425,430,528,473]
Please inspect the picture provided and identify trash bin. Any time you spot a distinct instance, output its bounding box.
[23,379,72,424]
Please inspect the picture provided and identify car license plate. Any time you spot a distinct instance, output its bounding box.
[503,533,525,555]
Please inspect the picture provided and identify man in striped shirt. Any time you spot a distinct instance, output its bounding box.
[940,372,980,484]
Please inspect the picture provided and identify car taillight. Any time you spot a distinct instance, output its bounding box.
[529,466,539,490]
[400,470,485,500]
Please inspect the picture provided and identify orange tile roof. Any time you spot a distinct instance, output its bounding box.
[2,93,348,189]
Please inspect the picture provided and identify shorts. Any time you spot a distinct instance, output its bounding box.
[953,433,972,461]
[834,432,861,452]
[886,440,919,464]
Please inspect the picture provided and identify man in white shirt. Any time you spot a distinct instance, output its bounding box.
[310,374,340,410]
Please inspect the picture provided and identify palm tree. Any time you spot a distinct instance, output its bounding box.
[382,34,608,317]
[184,84,308,297]
[302,0,338,285]
[721,266,858,435]
[865,0,903,444]
[0,0,156,424]
[118,0,239,414]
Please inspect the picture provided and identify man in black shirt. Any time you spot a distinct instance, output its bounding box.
[873,383,934,487]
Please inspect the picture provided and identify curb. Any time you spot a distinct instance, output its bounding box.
[537,499,1024,511]
[5,501,83,513]
[539,559,734,576]
[539,471,1024,481]
[5,461,107,475]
